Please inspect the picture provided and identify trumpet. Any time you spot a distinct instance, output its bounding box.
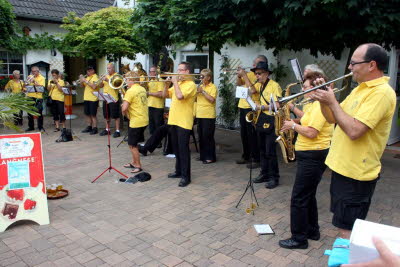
[72,75,87,86]
[294,86,348,107]
[278,72,353,106]
[94,74,107,86]
[24,75,35,85]
[222,66,252,74]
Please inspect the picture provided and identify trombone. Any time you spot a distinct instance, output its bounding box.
[294,86,348,107]
[221,66,252,74]
[278,72,353,106]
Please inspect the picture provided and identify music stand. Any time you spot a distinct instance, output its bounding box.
[62,87,80,141]
[235,94,259,214]
[26,85,48,135]
[92,92,128,182]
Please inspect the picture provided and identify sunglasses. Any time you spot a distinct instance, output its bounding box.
[349,60,371,66]
[255,72,265,76]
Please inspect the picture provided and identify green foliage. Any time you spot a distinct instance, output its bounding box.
[217,55,238,129]
[62,7,145,61]
[0,0,17,48]
[0,93,39,131]
[132,0,400,58]
[7,33,70,54]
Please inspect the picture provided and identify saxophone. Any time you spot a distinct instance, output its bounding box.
[275,82,298,163]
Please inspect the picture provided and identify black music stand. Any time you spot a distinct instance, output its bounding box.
[92,92,128,183]
[235,156,259,215]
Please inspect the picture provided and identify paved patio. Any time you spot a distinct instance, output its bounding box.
[1,105,399,267]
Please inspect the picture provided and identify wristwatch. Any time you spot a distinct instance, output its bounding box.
[291,123,297,130]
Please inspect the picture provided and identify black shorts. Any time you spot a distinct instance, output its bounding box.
[330,171,378,230]
[84,101,99,116]
[128,126,146,147]
[51,100,65,122]
[103,101,121,119]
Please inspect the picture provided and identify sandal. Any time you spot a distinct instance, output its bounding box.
[131,167,142,173]
[124,163,135,168]
[54,128,60,132]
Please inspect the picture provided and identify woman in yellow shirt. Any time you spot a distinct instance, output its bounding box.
[48,69,66,131]
[5,70,24,125]
[196,69,217,164]
[278,72,333,250]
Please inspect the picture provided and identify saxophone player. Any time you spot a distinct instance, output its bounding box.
[278,72,334,250]
[240,61,282,189]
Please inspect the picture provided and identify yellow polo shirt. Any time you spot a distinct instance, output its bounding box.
[123,84,149,128]
[196,82,217,119]
[325,76,396,181]
[103,73,119,100]
[27,74,45,99]
[167,80,197,130]
[295,101,333,151]
[257,79,282,115]
[49,79,66,102]
[5,79,24,94]
[238,71,259,109]
[83,74,99,102]
[148,80,165,109]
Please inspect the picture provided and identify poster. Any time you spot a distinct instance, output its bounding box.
[0,133,49,232]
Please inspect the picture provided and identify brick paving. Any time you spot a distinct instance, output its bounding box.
[1,105,399,266]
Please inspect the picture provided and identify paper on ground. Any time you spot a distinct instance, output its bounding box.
[254,224,274,235]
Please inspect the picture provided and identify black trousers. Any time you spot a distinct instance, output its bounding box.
[13,110,23,125]
[149,107,164,135]
[257,130,279,181]
[239,108,260,161]
[170,125,191,180]
[144,124,172,154]
[28,97,43,129]
[197,118,216,162]
[290,149,328,242]
[51,100,65,122]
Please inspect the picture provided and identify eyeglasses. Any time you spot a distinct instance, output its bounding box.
[349,60,371,66]
[200,75,205,79]
[254,72,265,76]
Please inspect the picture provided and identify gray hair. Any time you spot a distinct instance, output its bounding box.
[256,55,268,63]
[304,64,325,76]
[31,66,39,71]
[12,70,20,76]
[107,63,115,71]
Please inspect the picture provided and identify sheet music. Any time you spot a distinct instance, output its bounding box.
[93,92,116,103]
[235,86,249,99]
[245,96,257,111]
[290,58,303,83]
[25,86,45,93]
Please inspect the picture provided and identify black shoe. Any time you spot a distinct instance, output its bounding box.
[113,131,121,138]
[25,127,34,132]
[99,129,109,136]
[178,178,190,187]
[138,145,148,156]
[253,175,267,183]
[279,238,308,249]
[265,180,279,189]
[307,232,320,241]
[90,127,98,135]
[246,162,260,169]
[236,158,249,164]
[54,128,60,132]
[38,128,45,133]
[168,172,181,178]
[81,126,92,133]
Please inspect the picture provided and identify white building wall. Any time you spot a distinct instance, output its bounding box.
[17,20,67,77]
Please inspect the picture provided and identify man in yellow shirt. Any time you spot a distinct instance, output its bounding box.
[98,63,121,138]
[196,69,218,164]
[236,55,268,169]
[26,66,45,132]
[241,61,282,189]
[147,66,165,136]
[5,70,24,125]
[48,69,66,131]
[122,74,149,174]
[162,62,197,187]
[312,43,397,239]
[81,66,99,135]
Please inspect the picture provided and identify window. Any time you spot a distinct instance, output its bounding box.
[0,51,24,77]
